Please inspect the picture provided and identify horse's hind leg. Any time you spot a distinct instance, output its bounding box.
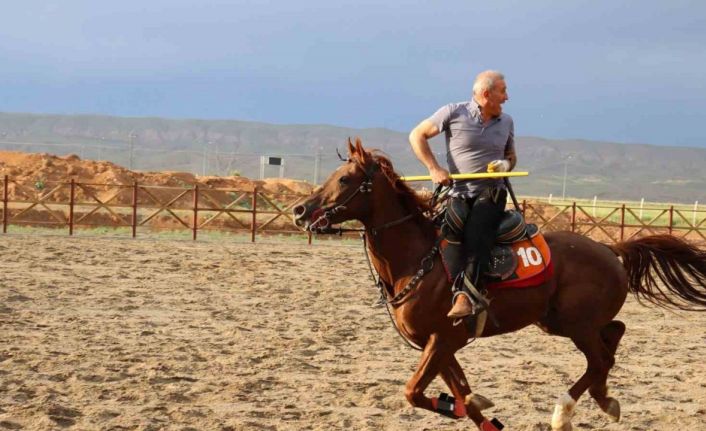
[552,331,610,431]
[589,320,625,422]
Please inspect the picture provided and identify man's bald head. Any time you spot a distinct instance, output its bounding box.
[472,70,508,119]
[472,70,505,96]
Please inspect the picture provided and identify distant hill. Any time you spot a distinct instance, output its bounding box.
[0,112,704,203]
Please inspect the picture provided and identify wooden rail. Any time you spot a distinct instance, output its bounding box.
[0,176,704,245]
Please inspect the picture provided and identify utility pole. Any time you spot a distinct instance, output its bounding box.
[562,155,573,201]
[313,147,321,185]
[128,132,136,170]
[202,143,207,176]
[201,141,212,176]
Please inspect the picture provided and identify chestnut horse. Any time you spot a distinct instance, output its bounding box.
[293,139,706,430]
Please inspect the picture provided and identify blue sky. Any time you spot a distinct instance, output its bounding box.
[1,0,705,147]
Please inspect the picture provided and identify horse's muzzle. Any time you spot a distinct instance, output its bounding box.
[293,204,309,228]
[293,203,329,231]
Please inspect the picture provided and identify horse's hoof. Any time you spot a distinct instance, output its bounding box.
[551,393,576,431]
[603,397,621,422]
[466,393,494,411]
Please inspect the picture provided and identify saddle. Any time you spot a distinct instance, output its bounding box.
[440,210,553,289]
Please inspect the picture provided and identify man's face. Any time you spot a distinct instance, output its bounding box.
[484,79,508,117]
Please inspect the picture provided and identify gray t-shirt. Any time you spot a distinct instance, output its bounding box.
[427,99,515,197]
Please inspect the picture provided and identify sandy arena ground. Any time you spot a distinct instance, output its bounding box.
[1,233,705,430]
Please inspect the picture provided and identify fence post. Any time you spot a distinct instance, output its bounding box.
[620,204,626,241]
[69,179,75,236]
[571,201,577,232]
[251,186,257,242]
[192,185,199,241]
[668,205,674,235]
[2,175,8,233]
[132,181,138,238]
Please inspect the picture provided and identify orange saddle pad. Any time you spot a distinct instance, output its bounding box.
[486,233,553,289]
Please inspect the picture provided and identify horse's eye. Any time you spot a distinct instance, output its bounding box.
[338,176,349,185]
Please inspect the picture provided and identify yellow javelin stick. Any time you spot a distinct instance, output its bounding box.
[401,171,529,182]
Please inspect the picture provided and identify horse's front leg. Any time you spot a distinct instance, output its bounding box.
[404,333,451,412]
[439,355,503,430]
[404,333,501,430]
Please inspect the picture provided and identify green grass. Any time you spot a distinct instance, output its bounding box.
[522,196,705,229]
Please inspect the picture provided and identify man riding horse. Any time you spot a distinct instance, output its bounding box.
[409,70,516,320]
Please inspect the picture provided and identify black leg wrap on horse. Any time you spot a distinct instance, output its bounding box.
[433,392,464,419]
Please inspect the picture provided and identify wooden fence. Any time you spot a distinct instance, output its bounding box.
[2,176,705,245]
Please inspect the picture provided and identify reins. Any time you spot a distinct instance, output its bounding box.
[312,175,448,351]
[360,232,425,351]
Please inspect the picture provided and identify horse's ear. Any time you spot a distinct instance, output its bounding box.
[354,137,370,163]
[347,137,355,157]
[355,137,364,154]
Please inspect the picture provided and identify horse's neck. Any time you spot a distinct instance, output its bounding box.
[364,203,434,289]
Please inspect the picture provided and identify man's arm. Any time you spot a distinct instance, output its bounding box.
[488,119,516,173]
[409,119,451,185]
[504,146,517,171]
[505,119,516,170]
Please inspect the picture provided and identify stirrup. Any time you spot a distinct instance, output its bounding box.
[462,274,490,310]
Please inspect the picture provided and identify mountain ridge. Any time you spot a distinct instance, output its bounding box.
[0,112,703,203]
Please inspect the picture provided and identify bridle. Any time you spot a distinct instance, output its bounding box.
[308,169,373,232]
[308,159,415,235]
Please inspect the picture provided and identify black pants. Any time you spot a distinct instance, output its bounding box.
[446,188,508,283]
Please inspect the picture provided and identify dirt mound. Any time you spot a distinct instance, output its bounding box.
[0,151,316,203]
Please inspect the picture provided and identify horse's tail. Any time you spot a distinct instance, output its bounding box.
[608,235,706,311]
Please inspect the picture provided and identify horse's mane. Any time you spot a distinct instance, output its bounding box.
[350,148,432,216]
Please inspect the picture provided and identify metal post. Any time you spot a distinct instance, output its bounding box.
[132,181,138,238]
[251,186,258,242]
[668,205,674,235]
[571,201,576,232]
[192,185,199,240]
[620,204,626,241]
[69,179,75,236]
[2,175,8,233]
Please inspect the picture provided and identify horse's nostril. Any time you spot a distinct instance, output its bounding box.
[293,204,306,218]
